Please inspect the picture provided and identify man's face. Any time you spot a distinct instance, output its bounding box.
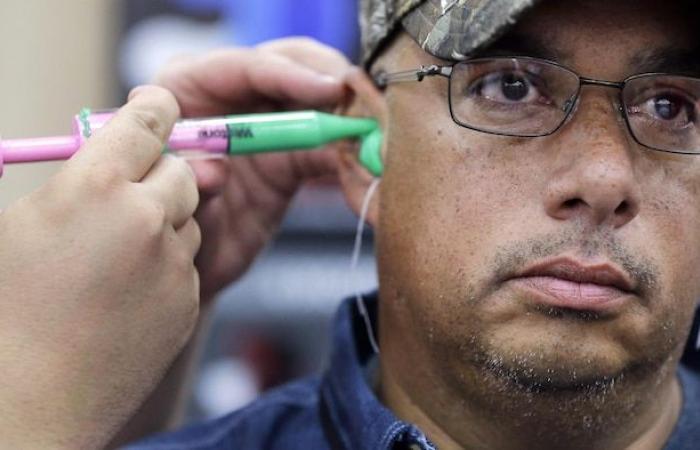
[377,0,700,422]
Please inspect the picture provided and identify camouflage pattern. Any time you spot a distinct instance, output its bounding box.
[360,0,540,64]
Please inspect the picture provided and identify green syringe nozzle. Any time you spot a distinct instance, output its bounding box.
[225,111,379,155]
[359,128,384,177]
[315,112,379,142]
[221,110,382,175]
[316,112,383,176]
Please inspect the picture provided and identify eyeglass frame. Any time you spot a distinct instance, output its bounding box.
[374,56,700,156]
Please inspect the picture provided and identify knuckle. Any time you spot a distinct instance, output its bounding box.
[182,288,200,339]
[265,36,319,51]
[159,152,179,172]
[172,153,195,179]
[261,36,347,62]
[191,220,202,252]
[165,156,199,207]
[131,108,167,139]
[209,47,250,62]
[171,250,198,301]
[173,247,194,274]
[127,110,168,147]
[138,200,168,237]
[189,179,200,209]
[192,270,201,311]
[153,54,196,87]
[174,158,199,203]
[284,36,321,48]
[184,169,200,207]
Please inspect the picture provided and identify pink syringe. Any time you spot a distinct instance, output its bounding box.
[0,108,382,176]
[0,109,233,176]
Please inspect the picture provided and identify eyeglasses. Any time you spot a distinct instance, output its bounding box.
[375,57,700,155]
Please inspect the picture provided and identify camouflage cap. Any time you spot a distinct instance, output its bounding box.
[360,0,539,65]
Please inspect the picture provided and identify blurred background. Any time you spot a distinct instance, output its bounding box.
[0,0,377,423]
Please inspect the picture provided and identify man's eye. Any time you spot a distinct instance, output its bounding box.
[644,94,691,122]
[626,88,698,128]
[470,71,541,104]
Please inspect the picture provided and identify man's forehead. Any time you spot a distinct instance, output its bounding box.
[480,1,700,77]
[479,17,700,77]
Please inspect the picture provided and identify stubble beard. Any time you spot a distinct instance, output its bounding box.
[431,233,689,450]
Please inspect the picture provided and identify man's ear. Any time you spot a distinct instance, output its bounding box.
[334,67,389,227]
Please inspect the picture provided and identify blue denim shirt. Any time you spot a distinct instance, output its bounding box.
[127,294,700,450]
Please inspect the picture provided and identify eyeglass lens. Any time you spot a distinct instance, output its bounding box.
[449,58,700,153]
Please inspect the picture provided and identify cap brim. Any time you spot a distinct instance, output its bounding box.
[402,0,540,61]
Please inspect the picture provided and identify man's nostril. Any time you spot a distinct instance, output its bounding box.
[615,200,630,216]
[563,198,584,210]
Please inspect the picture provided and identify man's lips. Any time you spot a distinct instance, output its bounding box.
[507,257,637,312]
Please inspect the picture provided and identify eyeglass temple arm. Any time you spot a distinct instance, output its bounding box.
[374,65,453,88]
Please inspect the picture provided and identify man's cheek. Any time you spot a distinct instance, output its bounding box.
[647,191,700,284]
[635,189,700,340]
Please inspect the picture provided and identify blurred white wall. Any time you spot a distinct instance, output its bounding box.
[0,0,119,207]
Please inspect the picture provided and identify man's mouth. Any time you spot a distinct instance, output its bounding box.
[507,257,637,313]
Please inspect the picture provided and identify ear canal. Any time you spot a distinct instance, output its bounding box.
[359,128,384,177]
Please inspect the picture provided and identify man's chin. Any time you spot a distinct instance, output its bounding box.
[470,331,636,393]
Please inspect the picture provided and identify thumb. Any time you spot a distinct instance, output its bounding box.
[68,85,180,182]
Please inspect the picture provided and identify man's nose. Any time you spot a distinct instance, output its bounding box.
[544,95,642,229]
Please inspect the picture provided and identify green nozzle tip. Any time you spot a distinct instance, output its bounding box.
[79,108,93,138]
[316,112,378,142]
[359,128,384,177]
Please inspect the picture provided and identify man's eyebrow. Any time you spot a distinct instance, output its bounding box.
[630,47,700,75]
[473,33,563,61]
[475,36,700,77]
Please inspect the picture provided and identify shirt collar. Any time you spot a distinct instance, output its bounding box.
[320,292,436,450]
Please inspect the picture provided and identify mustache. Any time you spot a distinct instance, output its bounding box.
[490,231,660,298]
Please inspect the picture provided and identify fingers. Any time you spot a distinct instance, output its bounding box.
[70,86,181,182]
[176,217,202,258]
[141,155,199,228]
[257,37,351,79]
[188,158,231,196]
[155,46,348,117]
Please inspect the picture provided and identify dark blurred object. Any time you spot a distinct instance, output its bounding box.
[118,0,360,95]
[169,0,360,59]
[124,0,220,23]
[190,233,378,420]
[682,310,700,372]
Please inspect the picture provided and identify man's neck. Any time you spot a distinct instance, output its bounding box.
[378,360,682,450]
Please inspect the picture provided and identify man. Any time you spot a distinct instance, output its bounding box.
[120,0,700,448]
[115,0,700,448]
[123,0,700,449]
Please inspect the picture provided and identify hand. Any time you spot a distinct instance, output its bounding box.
[155,38,353,301]
[0,86,201,449]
